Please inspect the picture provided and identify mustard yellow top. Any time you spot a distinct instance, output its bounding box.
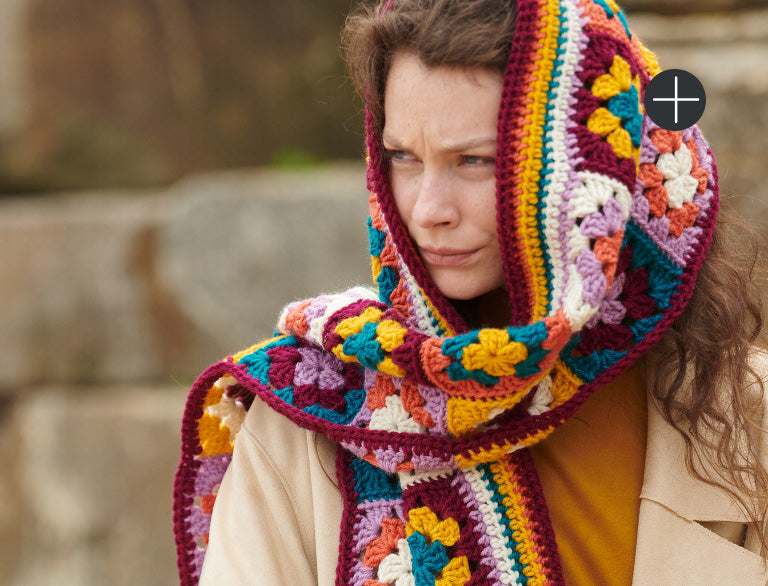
[529,365,648,585]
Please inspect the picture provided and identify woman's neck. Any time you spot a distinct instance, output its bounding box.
[450,287,511,330]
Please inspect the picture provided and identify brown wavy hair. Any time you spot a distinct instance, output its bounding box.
[343,0,768,553]
[342,0,516,134]
[645,212,768,552]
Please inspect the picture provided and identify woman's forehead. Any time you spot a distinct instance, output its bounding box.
[382,52,503,147]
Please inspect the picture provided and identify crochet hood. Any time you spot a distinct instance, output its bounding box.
[342,0,718,437]
[174,0,718,583]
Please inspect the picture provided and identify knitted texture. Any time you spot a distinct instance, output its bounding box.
[173,0,719,584]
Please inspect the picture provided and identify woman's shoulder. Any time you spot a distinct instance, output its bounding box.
[199,395,342,585]
[238,395,339,489]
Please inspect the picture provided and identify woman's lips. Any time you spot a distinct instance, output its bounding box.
[419,247,479,267]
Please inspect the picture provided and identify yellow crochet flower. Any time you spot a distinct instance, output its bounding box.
[335,306,384,338]
[377,357,407,377]
[199,412,234,457]
[591,54,633,101]
[435,556,471,586]
[376,319,408,352]
[587,55,642,160]
[588,109,633,158]
[406,507,461,547]
[332,306,386,362]
[460,329,528,377]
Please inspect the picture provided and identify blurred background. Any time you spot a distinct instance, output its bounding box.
[0,0,766,584]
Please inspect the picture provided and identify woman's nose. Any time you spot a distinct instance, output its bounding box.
[410,168,459,229]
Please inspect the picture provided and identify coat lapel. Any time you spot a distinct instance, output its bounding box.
[633,396,768,585]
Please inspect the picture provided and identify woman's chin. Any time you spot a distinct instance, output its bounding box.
[432,275,505,303]
[438,285,490,301]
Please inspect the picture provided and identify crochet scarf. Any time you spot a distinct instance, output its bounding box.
[173,0,719,584]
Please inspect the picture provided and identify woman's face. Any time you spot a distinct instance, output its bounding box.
[383,51,505,301]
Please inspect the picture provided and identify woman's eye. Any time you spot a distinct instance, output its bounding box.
[385,149,416,162]
[460,155,495,166]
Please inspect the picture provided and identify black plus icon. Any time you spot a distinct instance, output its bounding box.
[644,69,706,131]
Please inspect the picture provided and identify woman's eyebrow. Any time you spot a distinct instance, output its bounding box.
[440,137,497,152]
[381,133,405,149]
[381,134,497,152]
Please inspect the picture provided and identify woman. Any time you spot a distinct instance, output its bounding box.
[174,0,768,584]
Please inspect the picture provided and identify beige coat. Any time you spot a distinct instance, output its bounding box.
[200,361,768,585]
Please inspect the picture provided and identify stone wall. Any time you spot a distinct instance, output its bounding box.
[1,4,767,586]
[0,163,370,390]
[0,164,371,585]
[1,0,765,193]
[0,385,188,586]
[0,0,360,192]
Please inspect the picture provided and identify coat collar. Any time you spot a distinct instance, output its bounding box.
[641,397,749,522]
[634,357,768,584]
